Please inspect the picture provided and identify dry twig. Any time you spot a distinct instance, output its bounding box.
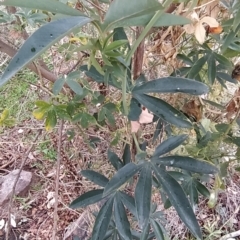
[5,130,42,240]
[52,120,64,240]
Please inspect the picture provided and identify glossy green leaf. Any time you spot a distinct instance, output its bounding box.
[135,164,152,229]
[194,181,210,198]
[207,54,216,85]
[81,170,109,187]
[0,16,91,86]
[150,219,164,240]
[213,53,233,69]
[1,0,85,16]
[153,135,188,157]
[188,55,207,79]
[132,77,209,95]
[119,192,137,217]
[103,0,162,31]
[123,144,131,165]
[128,98,142,121]
[108,149,123,170]
[103,163,142,197]
[153,156,218,174]
[66,79,83,95]
[114,193,132,240]
[152,165,202,240]
[133,94,192,128]
[92,197,114,240]
[70,189,104,209]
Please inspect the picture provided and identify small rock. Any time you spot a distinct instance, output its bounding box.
[0,170,32,206]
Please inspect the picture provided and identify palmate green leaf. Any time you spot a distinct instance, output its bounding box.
[188,55,207,79]
[0,16,91,86]
[221,30,236,53]
[92,197,114,240]
[217,72,237,83]
[80,65,121,89]
[176,54,193,65]
[114,192,132,240]
[132,77,209,95]
[102,0,162,31]
[112,12,191,29]
[214,53,233,69]
[194,180,210,198]
[81,170,109,187]
[150,219,164,240]
[104,40,129,52]
[152,118,164,143]
[103,163,142,197]
[153,156,218,174]
[70,189,104,209]
[119,192,137,217]
[1,0,85,16]
[135,163,152,229]
[202,99,225,110]
[140,223,150,240]
[133,94,192,128]
[189,182,198,206]
[152,164,202,240]
[207,54,216,85]
[73,112,96,128]
[66,78,83,95]
[108,149,123,170]
[123,144,131,165]
[53,77,65,95]
[45,109,57,131]
[128,98,142,121]
[153,135,188,157]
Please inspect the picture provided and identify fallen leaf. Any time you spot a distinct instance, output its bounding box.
[139,108,154,124]
[131,121,140,133]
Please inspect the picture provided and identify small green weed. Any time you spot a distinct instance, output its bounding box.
[0,69,38,122]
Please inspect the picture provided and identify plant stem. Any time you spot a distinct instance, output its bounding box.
[132,132,142,153]
[122,68,128,116]
[125,0,173,65]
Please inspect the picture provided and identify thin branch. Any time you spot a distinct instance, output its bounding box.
[52,120,64,240]
[5,130,42,240]
[219,230,240,240]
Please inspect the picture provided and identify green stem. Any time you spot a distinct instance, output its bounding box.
[125,0,173,65]
[132,133,142,153]
[122,68,128,116]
